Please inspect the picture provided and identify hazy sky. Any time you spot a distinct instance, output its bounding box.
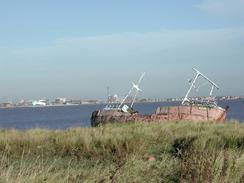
[0,0,244,102]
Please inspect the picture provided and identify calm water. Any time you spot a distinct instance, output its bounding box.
[0,100,243,130]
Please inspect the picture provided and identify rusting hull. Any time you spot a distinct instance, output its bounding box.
[91,105,228,126]
[150,106,226,122]
[91,110,139,127]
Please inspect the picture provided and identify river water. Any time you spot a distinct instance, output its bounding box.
[0,100,243,130]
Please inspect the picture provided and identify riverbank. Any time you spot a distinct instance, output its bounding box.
[0,121,244,182]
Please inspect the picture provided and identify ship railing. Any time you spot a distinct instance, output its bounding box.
[183,98,218,108]
[104,104,120,110]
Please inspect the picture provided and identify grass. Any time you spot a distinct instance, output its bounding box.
[0,121,244,182]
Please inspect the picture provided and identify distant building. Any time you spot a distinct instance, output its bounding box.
[70,100,82,105]
[54,98,66,105]
[16,99,33,107]
[0,103,14,108]
[81,100,98,104]
[139,98,148,103]
[32,100,48,106]
[108,94,121,103]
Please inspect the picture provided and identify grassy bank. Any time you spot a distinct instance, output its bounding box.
[0,121,244,182]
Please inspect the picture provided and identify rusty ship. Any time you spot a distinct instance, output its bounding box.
[91,68,228,127]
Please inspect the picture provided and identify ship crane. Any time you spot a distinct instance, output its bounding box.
[182,68,219,107]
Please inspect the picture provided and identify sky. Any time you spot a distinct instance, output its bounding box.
[0,0,244,102]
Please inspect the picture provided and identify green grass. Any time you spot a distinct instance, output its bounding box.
[0,121,244,182]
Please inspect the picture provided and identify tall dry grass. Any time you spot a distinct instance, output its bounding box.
[0,121,244,182]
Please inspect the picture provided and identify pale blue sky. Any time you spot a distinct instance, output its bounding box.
[0,0,244,102]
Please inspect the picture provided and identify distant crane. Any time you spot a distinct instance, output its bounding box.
[106,86,110,104]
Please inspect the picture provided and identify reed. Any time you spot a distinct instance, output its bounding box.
[0,121,244,182]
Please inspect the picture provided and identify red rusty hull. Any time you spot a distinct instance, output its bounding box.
[148,106,226,123]
[91,105,227,126]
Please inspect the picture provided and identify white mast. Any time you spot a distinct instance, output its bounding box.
[118,72,145,109]
[131,72,145,108]
[182,68,219,105]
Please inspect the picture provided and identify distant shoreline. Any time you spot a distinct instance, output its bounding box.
[0,103,102,109]
[0,98,243,109]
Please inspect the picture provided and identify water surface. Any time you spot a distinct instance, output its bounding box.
[0,100,243,130]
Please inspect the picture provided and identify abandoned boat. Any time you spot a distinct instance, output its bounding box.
[91,69,228,127]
